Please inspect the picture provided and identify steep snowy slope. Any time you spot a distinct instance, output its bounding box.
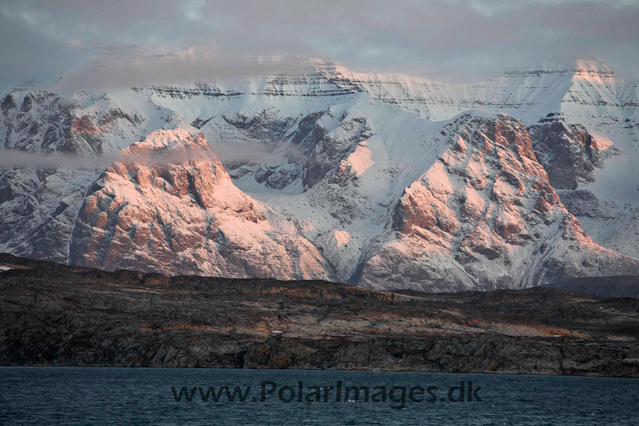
[356,114,639,291]
[312,58,639,258]
[231,97,451,282]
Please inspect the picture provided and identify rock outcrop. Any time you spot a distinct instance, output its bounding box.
[529,121,616,190]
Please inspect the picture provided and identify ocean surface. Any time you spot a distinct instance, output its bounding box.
[0,367,637,425]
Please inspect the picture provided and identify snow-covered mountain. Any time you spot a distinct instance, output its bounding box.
[1,55,638,291]
[69,129,331,279]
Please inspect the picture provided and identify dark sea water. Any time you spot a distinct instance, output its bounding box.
[0,367,637,425]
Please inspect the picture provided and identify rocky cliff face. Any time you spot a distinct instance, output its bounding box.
[529,121,616,190]
[1,57,639,292]
[68,129,331,280]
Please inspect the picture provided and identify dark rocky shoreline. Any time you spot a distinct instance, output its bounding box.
[1,254,638,377]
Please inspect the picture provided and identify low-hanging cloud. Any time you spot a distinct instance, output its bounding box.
[0,140,291,171]
[0,150,119,170]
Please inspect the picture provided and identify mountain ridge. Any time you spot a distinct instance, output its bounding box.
[1,56,639,292]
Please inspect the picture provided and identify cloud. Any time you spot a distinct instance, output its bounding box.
[0,141,285,170]
[0,0,638,87]
[54,48,309,92]
[210,142,286,165]
[0,150,119,170]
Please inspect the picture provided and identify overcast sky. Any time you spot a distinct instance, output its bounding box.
[1,0,638,92]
